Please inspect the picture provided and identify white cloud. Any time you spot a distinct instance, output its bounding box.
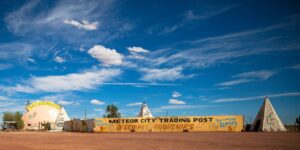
[287,64,300,70]
[127,102,143,106]
[0,64,13,70]
[0,105,24,113]
[126,47,149,60]
[0,43,33,62]
[233,70,277,80]
[57,100,80,106]
[127,47,149,53]
[184,5,239,21]
[184,10,200,20]
[90,99,105,105]
[160,24,183,35]
[27,58,36,63]
[140,67,191,82]
[168,99,186,105]
[147,21,299,70]
[153,105,215,111]
[172,91,182,98]
[0,102,14,107]
[53,56,65,63]
[103,82,179,86]
[0,96,10,101]
[213,91,300,103]
[216,79,252,87]
[63,19,98,30]
[216,70,277,87]
[6,68,121,93]
[88,45,123,66]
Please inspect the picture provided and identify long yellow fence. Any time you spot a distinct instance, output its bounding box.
[94,116,244,132]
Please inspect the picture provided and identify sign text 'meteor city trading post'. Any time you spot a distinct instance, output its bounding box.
[94,116,244,132]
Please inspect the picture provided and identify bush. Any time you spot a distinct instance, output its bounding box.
[2,112,24,130]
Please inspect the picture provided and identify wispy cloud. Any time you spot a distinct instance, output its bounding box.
[0,64,13,70]
[127,102,143,106]
[103,82,179,86]
[53,56,66,63]
[153,105,217,111]
[127,47,149,53]
[27,58,36,64]
[216,70,277,87]
[147,21,300,70]
[233,70,277,80]
[168,99,186,105]
[286,64,300,70]
[139,67,193,82]
[172,91,182,98]
[0,42,34,62]
[63,19,98,30]
[57,100,80,106]
[90,99,105,105]
[5,68,121,93]
[213,91,300,103]
[216,79,252,87]
[160,4,239,34]
[3,0,130,63]
[184,4,239,20]
[0,96,10,101]
[5,0,113,35]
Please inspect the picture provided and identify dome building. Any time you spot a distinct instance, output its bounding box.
[22,101,70,131]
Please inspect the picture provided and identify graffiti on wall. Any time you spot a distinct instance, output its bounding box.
[94,116,244,132]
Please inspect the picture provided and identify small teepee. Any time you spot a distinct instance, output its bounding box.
[251,97,286,132]
[54,107,70,130]
[138,102,153,117]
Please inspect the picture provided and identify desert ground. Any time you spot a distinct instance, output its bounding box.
[0,132,299,150]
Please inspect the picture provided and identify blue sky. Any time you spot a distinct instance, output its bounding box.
[0,0,300,124]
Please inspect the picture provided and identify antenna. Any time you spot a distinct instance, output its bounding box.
[26,100,30,112]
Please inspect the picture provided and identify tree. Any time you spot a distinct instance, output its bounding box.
[3,112,14,121]
[103,105,121,118]
[2,112,24,130]
[14,112,24,129]
[296,115,300,132]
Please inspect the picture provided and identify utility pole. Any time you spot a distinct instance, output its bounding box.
[26,100,30,112]
[84,109,87,120]
[284,116,287,126]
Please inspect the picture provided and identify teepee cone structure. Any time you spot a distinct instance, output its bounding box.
[54,107,70,130]
[251,97,286,132]
[138,102,153,117]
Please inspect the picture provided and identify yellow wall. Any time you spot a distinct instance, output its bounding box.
[94,116,244,132]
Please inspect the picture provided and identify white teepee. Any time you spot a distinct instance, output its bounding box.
[251,97,286,132]
[138,102,153,117]
[54,107,70,130]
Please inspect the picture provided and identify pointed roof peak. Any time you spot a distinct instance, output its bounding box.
[138,102,153,118]
[251,97,286,132]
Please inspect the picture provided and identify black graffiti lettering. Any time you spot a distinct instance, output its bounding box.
[109,119,120,124]
[193,117,213,122]
[164,118,169,123]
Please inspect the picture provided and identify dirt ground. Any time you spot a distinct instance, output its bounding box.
[0,132,299,150]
